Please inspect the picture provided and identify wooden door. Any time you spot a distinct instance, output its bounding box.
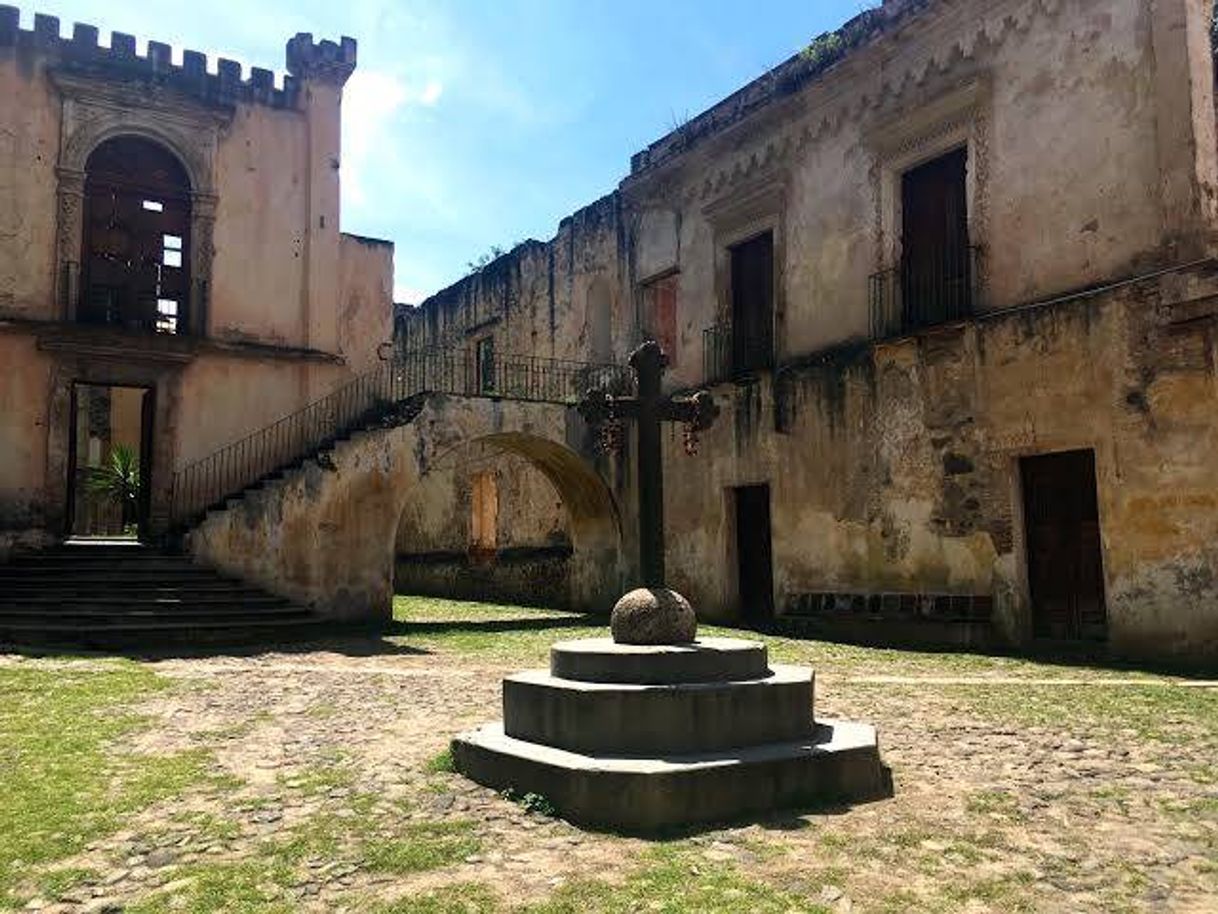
[729,232,774,372]
[1021,450,1108,641]
[735,484,775,624]
[901,147,970,327]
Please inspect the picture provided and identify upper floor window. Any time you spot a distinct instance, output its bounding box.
[80,137,191,335]
[475,335,496,394]
[871,146,975,338]
[729,231,775,373]
[641,273,679,367]
[900,147,971,326]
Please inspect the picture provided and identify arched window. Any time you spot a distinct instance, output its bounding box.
[80,137,192,334]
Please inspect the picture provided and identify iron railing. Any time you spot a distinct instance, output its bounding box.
[702,322,775,383]
[869,245,978,339]
[169,346,632,528]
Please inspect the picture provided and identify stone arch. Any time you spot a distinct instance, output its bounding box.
[189,397,627,621]
[80,136,194,333]
[389,430,623,612]
[53,81,224,332]
[65,123,210,195]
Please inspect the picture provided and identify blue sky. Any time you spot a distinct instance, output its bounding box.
[31,1,870,302]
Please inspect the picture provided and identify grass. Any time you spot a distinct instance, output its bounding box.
[0,663,213,909]
[524,844,831,914]
[5,596,1216,913]
[133,802,481,913]
[426,747,456,774]
[390,595,1176,680]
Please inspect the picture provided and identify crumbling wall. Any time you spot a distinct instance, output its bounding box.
[662,271,1218,664]
[188,395,625,619]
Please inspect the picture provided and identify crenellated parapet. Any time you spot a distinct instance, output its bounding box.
[285,33,356,87]
[0,6,358,110]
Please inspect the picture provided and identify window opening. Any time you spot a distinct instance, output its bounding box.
[729,231,775,373]
[80,137,192,335]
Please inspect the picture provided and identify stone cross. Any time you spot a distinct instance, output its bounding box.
[578,340,719,588]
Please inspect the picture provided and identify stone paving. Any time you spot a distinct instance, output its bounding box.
[3,604,1216,913]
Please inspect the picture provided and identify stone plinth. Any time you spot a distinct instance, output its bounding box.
[550,637,769,684]
[503,665,815,755]
[452,636,890,831]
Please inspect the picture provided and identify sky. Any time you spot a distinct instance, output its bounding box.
[31,0,871,303]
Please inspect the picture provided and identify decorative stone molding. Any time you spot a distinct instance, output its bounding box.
[865,76,992,279]
[50,71,228,332]
[629,0,1062,211]
[703,174,789,352]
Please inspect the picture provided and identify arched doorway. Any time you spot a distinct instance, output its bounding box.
[80,136,192,334]
[392,431,623,612]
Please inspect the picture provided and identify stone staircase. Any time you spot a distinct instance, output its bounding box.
[0,541,328,650]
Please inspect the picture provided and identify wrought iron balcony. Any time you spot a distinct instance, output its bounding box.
[702,323,775,384]
[868,245,978,340]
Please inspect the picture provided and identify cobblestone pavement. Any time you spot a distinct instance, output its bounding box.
[3,610,1216,914]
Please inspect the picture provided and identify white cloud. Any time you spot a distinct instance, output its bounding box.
[341,69,445,209]
[394,284,429,305]
[418,80,444,107]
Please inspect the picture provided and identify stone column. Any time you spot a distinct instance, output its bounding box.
[54,166,86,321]
[189,191,218,337]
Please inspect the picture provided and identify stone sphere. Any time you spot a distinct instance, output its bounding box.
[610,587,697,645]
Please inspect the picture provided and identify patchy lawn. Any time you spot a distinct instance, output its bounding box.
[0,597,1214,913]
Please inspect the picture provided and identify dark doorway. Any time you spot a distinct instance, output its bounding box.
[900,146,971,329]
[67,383,154,540]
[81,136,192,334]
[1020,449,1108,641]
[734,484,774,625]
[729,231,774,374]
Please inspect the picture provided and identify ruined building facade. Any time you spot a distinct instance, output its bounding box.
[0,9,394,552]
[396,0,1218,664]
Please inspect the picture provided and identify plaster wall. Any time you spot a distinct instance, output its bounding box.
[642,0,1180,384]
[208,103,310,346]
[0,54,61,320]
[0,23,393,547]
[0,334,52,554]
[660,271,1218,664]
[337,233,394,373]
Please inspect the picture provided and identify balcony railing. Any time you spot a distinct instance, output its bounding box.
[169,345,633,527]
[702,323,775,384]
[869,245,978,339]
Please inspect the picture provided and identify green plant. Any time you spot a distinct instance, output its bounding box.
[500,788,556,817]
[85,443,141,528]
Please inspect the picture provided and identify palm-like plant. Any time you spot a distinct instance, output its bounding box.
[85,444,142,530]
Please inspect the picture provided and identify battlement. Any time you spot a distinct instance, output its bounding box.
[0,6,358,111]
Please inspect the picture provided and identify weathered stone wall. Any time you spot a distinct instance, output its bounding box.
[188,396,627,620]
[0,12,393,546]
[396,194,632,362]
[660,267,1218,663]
[393,447,575,606]
[392,0,1218,663]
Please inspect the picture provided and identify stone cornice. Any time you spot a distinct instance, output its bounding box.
[623,0,1064,208]
[0,316,345,365]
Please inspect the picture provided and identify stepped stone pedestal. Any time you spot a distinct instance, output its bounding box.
[453,621,891,831]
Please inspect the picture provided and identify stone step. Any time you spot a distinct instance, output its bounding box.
[0,593,290,606]
[0,545,320,650]
[0,567,233,579]
[502,665,816,756]
[0,618,333,652]
[0,602,306,617]
[0,582,277,595]
[452,718,891,833]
